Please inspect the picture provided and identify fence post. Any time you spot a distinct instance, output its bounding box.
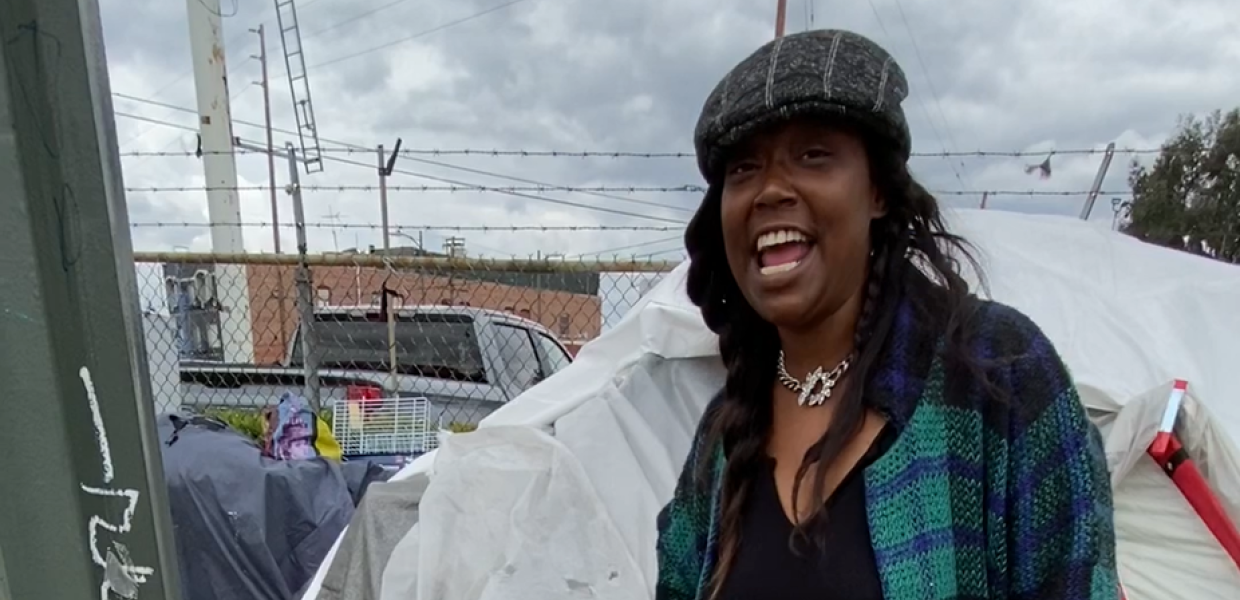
[286,143,321,411]
[0,0,182,596]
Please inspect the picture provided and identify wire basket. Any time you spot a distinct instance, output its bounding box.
[331,396,437,457]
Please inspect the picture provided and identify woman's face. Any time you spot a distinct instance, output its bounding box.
[719,118,885,331]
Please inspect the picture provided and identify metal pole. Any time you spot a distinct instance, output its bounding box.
[287,143,321,411]
[0,0,182,596]
[254,24,289,357]
[775,0,787,37]
[1079,142,1116,221]
[379,145,390,252]
[980,191,989,210]
[378,145,398,392]
[256,25,280,254]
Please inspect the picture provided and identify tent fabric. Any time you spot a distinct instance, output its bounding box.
[315,476,430,600]
[159,415,357,600]
[301,209,1240,600]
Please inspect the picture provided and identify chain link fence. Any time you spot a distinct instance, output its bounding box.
[132,251,675,453]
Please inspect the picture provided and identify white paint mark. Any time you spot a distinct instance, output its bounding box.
[81,485,153,584]
[80,366,114,484]
[79,365,154,598]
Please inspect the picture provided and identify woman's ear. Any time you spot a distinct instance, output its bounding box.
[870,191,888,219]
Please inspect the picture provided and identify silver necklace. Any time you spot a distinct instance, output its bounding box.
[776,350,853,407]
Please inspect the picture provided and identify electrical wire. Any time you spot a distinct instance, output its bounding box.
[891,0,972,190]
[569,235,685,259]
[302,0,411,40]
[302,0,530,72]
[865,0,969,190]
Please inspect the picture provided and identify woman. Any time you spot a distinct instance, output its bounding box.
[655,29,1119,600]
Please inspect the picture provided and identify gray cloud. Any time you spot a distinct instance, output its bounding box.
[103,0,1240,260]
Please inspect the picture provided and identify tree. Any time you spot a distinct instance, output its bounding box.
[1124,109,1240,264]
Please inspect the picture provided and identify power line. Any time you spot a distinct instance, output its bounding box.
[865,0,968,190]
[890,0,972,190]
[570,235,685,259]
[302,0,411,40]
[303,0,530,71]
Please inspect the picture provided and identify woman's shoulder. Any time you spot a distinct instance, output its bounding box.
[966,297,1065,371]
[959,297,1079,428]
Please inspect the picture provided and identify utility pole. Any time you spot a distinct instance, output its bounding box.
[775,0,788,37]
[254,24,289,356]
[254,24,281,254]
[187,0,254,363]
[0,0,182,597]
[287,143,322,411]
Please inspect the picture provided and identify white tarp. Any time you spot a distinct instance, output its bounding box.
[303,209,1240,600]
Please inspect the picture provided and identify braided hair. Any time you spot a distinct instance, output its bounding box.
[684,129,985,598]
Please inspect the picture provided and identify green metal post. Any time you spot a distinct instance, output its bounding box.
[0,0,182,598]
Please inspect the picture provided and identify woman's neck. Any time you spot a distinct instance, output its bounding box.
[776,289,865,376]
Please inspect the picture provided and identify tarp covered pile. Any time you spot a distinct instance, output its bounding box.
[303,209,1240,600]
[158,414,379,600]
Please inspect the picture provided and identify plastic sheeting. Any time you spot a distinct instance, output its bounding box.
[159,415,357,600]
[303,209,1240,600]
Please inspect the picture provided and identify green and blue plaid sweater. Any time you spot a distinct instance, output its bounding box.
[655,275,1119,600]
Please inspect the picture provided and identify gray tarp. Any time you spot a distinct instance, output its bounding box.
[314,475,430,600]
[158,415,357,600]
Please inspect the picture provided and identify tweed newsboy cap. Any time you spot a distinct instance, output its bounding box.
[693,29,911,181]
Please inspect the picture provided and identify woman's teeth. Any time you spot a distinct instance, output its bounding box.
[755,229,808,251]
[760,261,800,276]
[755,229,811,276]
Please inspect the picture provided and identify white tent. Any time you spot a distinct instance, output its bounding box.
[303,209,1240,600]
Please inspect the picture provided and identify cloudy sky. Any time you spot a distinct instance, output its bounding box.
[105,0,1240,316]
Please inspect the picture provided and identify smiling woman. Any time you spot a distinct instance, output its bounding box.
[655,29,1121,600]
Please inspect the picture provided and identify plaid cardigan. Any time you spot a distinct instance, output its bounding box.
[655,274,1119,600]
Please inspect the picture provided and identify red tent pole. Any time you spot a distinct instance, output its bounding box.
[1148,434,1240,569]
[1145,381,1240,571]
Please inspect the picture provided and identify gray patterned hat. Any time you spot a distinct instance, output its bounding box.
[693,29,911,181]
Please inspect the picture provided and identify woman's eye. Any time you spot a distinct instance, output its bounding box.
[801,148,831,160]
[727,162,757,176]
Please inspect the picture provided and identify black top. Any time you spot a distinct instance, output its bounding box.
[716,425,896,600]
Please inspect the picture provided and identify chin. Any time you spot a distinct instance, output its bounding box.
[747,293,815,328]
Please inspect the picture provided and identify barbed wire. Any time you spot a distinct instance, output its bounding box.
[129,222,682,232]
[118,147,1164,159]
[124,184,1134,197]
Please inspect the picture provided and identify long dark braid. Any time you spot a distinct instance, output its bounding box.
[684,132,988,597]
